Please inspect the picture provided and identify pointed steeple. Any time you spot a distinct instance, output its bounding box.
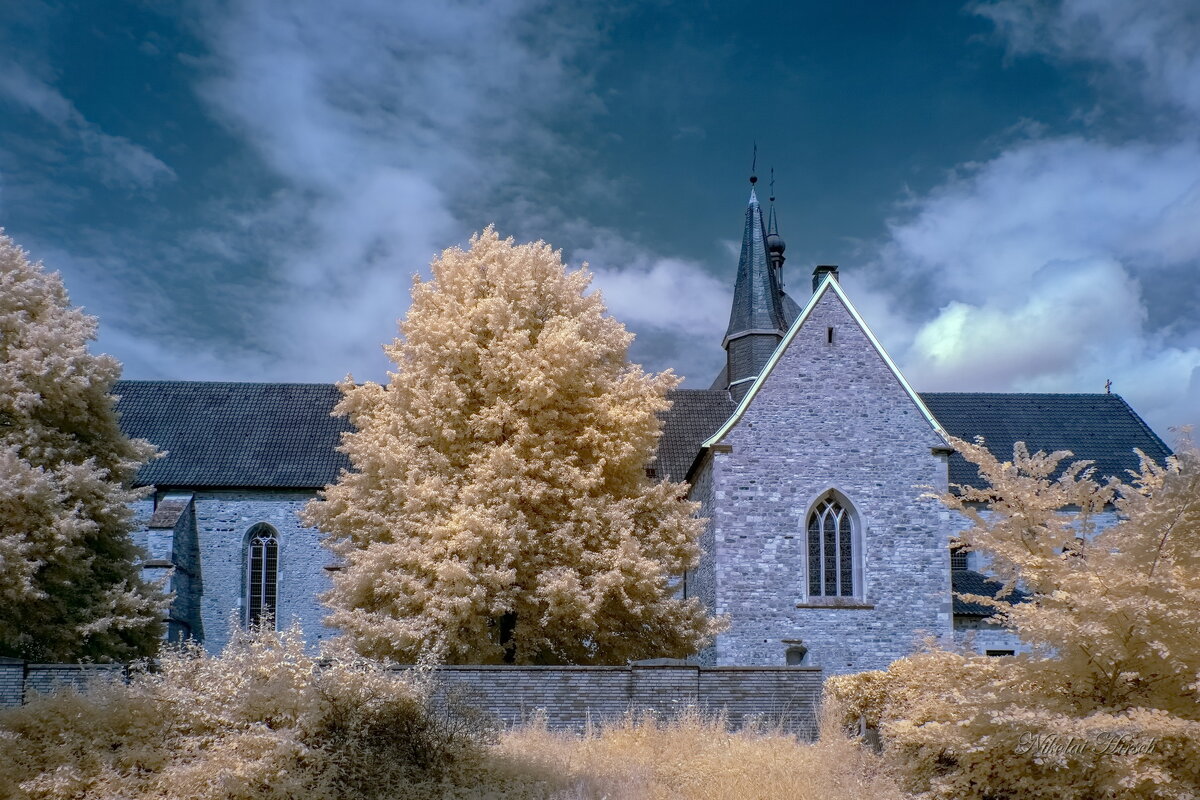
[721,184,790,399]
[723,188,788,343]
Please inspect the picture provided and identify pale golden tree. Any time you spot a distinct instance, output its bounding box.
[0,232,164,661]
[303,227,721,665]
[828,435,1200,799]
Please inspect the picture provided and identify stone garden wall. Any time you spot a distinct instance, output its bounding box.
[0,661,823,738]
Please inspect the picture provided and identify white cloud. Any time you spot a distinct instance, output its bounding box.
[0,1,724,390]
[574,230,730,340]
[0,62,175,190]
[572,230,732,384]
[162,0,719,385]
[858,1,1200,437]
[977,0,1200,119]
[867,138,1200,433]
[592,256,729,341]
[869,137,1200,315]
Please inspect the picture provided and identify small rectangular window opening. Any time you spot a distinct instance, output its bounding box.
[985,649,1015,657]
[827,326,834,344]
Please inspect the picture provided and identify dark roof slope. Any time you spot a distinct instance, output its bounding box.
[112,382,1167,493]
[114,381,735,490]
[920,393,1171,488]
[725,190,788,341]
[780,291,802,327]
[114,381,351,489]
[653,389,737,483]
[952,568,1030,617]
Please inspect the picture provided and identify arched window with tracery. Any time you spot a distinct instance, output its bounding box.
[245,524,279,627]
[807,496,857,597]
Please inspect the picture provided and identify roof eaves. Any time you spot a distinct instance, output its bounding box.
[138,482,332,492]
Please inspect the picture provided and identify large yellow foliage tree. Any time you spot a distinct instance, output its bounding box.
[303,228,722,665]
[0,232,164,661]
[828,436,1200,799]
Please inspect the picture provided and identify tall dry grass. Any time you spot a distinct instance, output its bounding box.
[0,626,904,800]
[482,703,906,800]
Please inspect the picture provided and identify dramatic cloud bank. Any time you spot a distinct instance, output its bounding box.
[0,1,730,389]
[0,0,1193,435]
[858,0,1200,436]
[979,0,1200,119]
[175,0,728,384]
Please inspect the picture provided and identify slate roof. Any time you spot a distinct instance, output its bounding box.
[653,390,738,483]
[919,393,1171,488]
[114,381,351,489]
[113,381,734,489]
[952,568,1030,617]
[111,380,1167,494]
[780,291,802,327]
[724,189,788,341]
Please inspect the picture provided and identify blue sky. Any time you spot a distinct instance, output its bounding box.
[1,0,1197,437]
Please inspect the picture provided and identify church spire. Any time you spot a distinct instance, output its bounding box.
[723,187,786,342]
[722,168,789,399]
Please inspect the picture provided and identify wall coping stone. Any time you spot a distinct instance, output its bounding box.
[27,664,124,670]
[378,664,823,673]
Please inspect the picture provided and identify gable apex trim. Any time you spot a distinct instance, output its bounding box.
[703,274,951,449]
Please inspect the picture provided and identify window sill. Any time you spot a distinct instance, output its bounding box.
[796,600,874,610]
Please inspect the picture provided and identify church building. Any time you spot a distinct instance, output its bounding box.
[115,183,1171,672]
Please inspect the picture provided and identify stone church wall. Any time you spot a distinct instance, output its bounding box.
[705,288,954,673]
[685,453,719,666]
[132,492,330,653]
[952,618,1025,655]
[191,490,332,653]
[0,662,125,708]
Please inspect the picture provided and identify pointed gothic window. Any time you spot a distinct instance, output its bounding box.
[245,524,279,627]
[807,496,857,597]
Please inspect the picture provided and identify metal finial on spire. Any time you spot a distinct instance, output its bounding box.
[1105,379,1112,394]
[765,166,785,255]
[750,142,758,184]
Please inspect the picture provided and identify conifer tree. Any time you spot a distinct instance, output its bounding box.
[303,227,722,665]
[0,232,165,661]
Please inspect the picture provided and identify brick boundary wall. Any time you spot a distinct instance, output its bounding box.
[0,660,126,708]
[0,658,24,708]
[0,661,823,738]
[418,665,823,736]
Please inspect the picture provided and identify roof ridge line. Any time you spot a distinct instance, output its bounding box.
[918,391,1122,397]
[115,379,343,388]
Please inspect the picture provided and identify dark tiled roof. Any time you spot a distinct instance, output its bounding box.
[725,190,788,341]
[920,393,1171,488]
[953,568,1029,617]
[654,390,737,483]
[780,291,802,328]
[114,380,733,490]
[114,381,351,489]
[111,381,1167,495]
